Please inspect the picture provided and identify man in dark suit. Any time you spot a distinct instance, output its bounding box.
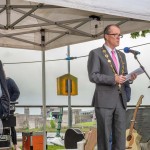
[0,61,10,118]
[87,24,136,150]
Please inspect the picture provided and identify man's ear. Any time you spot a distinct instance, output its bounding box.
[104,34,108,41]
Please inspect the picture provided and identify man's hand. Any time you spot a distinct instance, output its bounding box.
[115,74,126,84]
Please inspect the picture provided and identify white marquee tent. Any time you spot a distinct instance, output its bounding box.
[0,0,150,149]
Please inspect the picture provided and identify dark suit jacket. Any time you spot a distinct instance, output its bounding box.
[87,46,131,108]
[0,61,10,118]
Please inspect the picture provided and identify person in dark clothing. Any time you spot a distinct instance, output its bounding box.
[6,77,20,150]
[0,61,10,118]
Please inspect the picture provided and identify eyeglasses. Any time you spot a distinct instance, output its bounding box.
[106,34,123,38]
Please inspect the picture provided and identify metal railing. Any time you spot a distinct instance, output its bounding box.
[15,104,150,108]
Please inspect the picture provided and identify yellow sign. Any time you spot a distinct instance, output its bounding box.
[57,74,78,96]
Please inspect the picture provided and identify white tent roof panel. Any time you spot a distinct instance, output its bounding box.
[30,0,150,21]
[0,0,150,51]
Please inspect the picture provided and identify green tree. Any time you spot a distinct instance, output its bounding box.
[131,30,150,38]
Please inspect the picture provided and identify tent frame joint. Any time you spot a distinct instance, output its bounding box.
[89,15,101,21]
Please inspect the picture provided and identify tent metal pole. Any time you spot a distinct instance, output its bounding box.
[40,29,47,150]
[45,20,90,46]
[10,3,43,28]
[6,0,10,29]
[67,45,72,128]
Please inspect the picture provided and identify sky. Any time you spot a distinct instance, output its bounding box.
[0,33,150,114]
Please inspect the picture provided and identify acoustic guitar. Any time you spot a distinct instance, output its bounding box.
[126,95,144,150]
[84,127,97,150]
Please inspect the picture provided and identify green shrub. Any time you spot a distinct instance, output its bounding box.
[50,120,56,129]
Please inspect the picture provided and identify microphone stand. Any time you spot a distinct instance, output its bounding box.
[134,54,150,88]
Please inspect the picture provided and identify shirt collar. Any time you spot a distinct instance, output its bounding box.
[104,44,117,54]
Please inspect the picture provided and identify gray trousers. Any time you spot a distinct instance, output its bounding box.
[95,96,126,150]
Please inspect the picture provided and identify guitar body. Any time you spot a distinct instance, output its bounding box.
[64,128,84,149]
[126,95,144,150]
[126,129,141,150]
[84,127,97,150]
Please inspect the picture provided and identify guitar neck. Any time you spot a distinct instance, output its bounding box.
[129,108,138,135]
[128,95,144,136]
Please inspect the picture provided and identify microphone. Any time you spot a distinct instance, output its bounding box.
[124,47,140,55]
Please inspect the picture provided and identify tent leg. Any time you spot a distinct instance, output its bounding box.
[41,29,47,150]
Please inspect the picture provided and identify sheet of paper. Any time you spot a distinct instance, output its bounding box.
[125,67,144,81]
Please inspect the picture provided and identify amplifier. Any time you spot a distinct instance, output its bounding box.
[22,132,45,150]
[2,115,16,127]
[0,134,11,148]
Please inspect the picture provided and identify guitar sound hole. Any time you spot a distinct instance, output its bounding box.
[127,135,132,141]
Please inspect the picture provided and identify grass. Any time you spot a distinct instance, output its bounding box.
[17,121,96,133]
[47,145,65,150]
[73,121,96,132]
[75,121,96,127]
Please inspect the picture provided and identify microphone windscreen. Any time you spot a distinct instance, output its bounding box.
[124,47,130,53]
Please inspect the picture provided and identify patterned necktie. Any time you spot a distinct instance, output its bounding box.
[111,50,119,73]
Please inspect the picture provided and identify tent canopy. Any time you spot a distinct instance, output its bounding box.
[0,0,150,51]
